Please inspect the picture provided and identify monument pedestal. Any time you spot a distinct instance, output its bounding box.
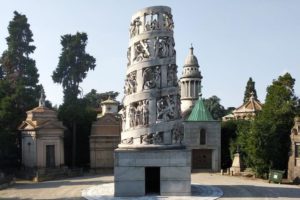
[114,146,191,197]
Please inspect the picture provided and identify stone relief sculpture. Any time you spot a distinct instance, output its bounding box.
[133,40,150,62]
[130,17,142,37]
[157,95,176,121]
[141,132,163,144]
[154,37,175,58]
[172,123,183,144]
[164,12,174,31]
[127,47,131,66]
[145,13,160,31]
[124,71,137,95]
[122,137,134,144]
[142,100,149,125]
[167,64,178,86]
[121,107,126,130]
[143,66,161,89]
[128,100,150,128]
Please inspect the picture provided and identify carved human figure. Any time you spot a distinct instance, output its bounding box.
[165,13,174,31]
[127,47,131,66]
[135,101,143,126]
[154,37,160,57]
[121,107,126,130]
[167,37,175,57]
[154,66,161,88]
[129,105,136,127]
[142,100,149,125]
[151,18,159,30]
[167,64,178,86]
[157,96,176,121]
[126,72,137,94]
[145,20,151,31]
[160,38,168,57]
[143,67,155,89]
[134,40,150,62]
[172,124,183,144]
[130,17,141,37]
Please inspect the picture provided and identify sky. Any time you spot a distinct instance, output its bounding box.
[0,0,299,108]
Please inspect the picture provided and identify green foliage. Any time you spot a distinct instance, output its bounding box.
[52,32,96,167]
[240,73,298,177]
[243,77,258,103]
[203,95,226,120]
[58,99,97,167]
[52,32,96,102]
[84,89,119,108]
[221,120,238,169]
[0,11,41,169]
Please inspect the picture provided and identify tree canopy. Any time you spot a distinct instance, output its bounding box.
[52,32,96,167]
[238,73,298,177]
[243,77,258,103]
[203,95,226,120]
[0,11,41,169]
[52,32,96,102]
[84,89,119,108]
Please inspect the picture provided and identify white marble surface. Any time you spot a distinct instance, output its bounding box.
[82,183,223,200]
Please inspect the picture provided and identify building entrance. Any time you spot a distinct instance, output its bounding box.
[145,167,160,194]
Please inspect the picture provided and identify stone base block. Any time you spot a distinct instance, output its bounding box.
[114,147,191,197]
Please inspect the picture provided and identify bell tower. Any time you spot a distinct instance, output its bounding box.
[180,46,203,113]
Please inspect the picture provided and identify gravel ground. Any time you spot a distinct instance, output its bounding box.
[0,172,299,200]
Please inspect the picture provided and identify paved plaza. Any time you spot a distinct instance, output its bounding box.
[0,172,300,200]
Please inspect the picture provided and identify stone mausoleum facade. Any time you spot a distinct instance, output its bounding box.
[114,6,191,197]
[288,117,300,183]
[18,90,65,180]
[90,97,121,171]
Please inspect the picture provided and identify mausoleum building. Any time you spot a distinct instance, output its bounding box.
[288,117,300,183]
[18,90,65,172]
[90,97,121,171]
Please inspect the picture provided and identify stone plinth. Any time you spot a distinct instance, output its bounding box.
[230,153,243,175]
[114,147,191,196]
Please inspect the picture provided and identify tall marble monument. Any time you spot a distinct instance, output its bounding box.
[114,6,191,196]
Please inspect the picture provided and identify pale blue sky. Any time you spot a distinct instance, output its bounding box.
[1,0,299,108]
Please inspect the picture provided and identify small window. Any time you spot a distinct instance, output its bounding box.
[200,129,206,145]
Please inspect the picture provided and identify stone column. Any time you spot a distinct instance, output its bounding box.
[115,6,190,197]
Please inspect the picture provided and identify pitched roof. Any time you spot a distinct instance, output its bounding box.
[233,95,262,114]
[187,98,214,121]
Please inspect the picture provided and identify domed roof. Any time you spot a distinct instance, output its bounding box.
[184,46,199,68]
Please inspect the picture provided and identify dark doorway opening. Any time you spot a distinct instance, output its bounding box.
[145,167,160,194]
[192,149,212,169]
[46,145,55,168]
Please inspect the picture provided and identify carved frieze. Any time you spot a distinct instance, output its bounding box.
[128,100,149,128]
[124,71,137,95]
[143,66,161,90]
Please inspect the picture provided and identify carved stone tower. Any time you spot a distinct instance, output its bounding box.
[114,6,191,197]
[180,46,203,113]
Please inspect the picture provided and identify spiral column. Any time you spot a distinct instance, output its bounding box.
[115,6,191,197]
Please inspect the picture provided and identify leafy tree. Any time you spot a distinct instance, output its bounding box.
[52,32,96,102]
[245,73,297,177]
[84,89,119,108]
[243,77,258,103]
[0,11,41,170]
[203,95,226,120]
[52,32,96,167]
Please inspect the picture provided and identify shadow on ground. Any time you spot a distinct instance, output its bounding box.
[215,184,300,198]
